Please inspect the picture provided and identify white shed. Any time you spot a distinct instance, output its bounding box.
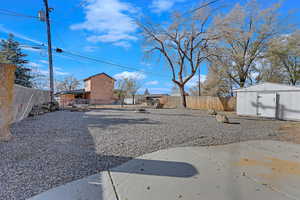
[235,82,300,121]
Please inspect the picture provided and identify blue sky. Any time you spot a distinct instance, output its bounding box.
[0,0,299,94]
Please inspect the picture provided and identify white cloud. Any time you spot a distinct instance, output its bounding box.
[54,67,70,76]
[28,62,42,68]
[21,46,43,52]
[186,74,207,87]
[31,64,69,77]
[70,0,138,48]
[150,0,186,13]
[141,62,152,67]
[39,60,48,64]
[114,71,146,80]
[113,41,131,48]
[146,80,159,85]
[148,87,170,94]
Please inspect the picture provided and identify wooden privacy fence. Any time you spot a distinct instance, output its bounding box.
[0,63,50,141]
[161,96,236,111]
[0,64,16,141]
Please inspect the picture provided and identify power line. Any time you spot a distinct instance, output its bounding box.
[61,50,170,79]
[0,9,39,19]
[187,0,221,14]
[19,43,171,79]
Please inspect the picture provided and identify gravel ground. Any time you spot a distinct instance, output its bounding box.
[0,108,285,200]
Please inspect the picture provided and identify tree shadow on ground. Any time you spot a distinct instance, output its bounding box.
[82,113,160,129]
[2,110,198,200]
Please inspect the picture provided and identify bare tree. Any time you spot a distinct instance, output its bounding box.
[255,58,285,84]
[265,31,300,85]
[124,78,141,104]
[189,63,233,97]
[139,4,216,107]
[171,84,180,96]
[203,63,232,96]
[56,76,80,92]
[210,0,291,88]
[31,73,49,90]
[115,79,127,107]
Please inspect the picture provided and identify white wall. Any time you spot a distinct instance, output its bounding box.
[124,97,135,104]
[237,91,300,120]
[277,91,300,120]
[84,79,91,92]
[237,92,257,116]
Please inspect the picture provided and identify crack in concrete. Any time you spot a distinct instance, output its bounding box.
[108,169,120,200]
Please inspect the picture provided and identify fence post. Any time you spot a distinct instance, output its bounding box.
[0,64,16,141]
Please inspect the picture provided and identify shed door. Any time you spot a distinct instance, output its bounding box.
[257,93,277,118]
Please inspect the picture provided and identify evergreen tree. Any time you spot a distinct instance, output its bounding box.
[0,34,32,87]
[144,88,150,95]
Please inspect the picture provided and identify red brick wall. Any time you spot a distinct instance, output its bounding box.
[90,74,115,104]
[59,94,75,106]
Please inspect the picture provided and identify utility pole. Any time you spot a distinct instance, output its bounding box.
[198,67,201,96]
[42,0,54,103]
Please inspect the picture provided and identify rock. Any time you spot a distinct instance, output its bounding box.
[135,108,148,113]
[153,100,163,109]
[50,101,60,111]
[216,114,229,123]
[69,104,89,112]
[29,101,60,117]
[207,109,217,115]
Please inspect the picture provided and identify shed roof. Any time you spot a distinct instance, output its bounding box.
[234,82,300,92]
[83,73,116,81]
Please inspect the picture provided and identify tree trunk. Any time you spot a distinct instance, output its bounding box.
[291,78,296,86]
[198,67,201,96]
[132,94,135,105]
[178,85,187,108]
[121,96,124,107]
[240,79,246,88]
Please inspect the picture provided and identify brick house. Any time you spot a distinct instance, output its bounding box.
[84,73,116,104]
[56,73,116,105]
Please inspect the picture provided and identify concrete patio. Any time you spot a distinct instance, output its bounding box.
[28,140,300,200]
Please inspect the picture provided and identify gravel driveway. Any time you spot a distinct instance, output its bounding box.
[0,108,284,200]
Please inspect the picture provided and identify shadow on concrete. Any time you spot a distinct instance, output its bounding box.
[108,156,198,178]
[3,109,195,200]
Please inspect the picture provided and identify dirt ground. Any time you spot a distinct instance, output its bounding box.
[277,122,300,144]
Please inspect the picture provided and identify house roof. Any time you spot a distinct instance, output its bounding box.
[55,89,85,95]
[234,82,300,92]
[83,73,116,81]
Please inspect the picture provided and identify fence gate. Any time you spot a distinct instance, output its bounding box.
[257,93,277,118]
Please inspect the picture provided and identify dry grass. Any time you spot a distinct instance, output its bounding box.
[277,122,300,144]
